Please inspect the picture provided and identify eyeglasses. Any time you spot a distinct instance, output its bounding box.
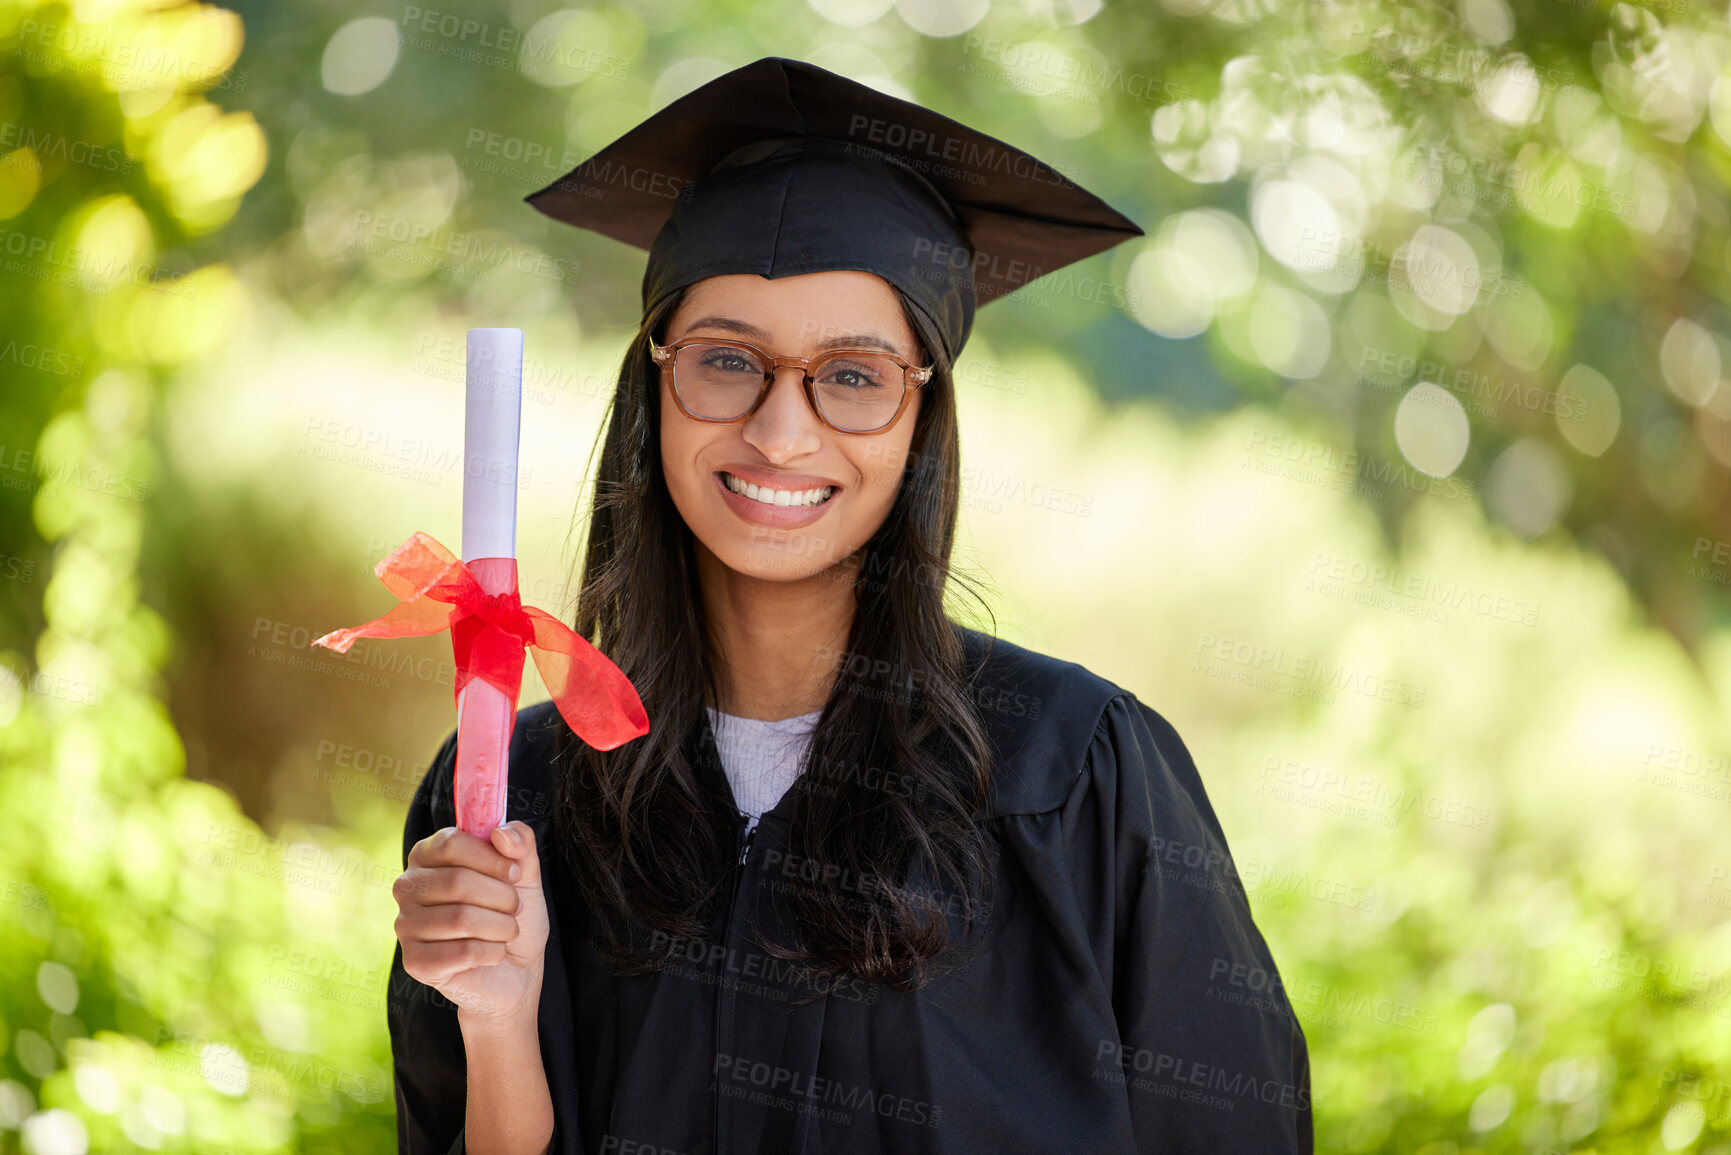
[649,335,933,435]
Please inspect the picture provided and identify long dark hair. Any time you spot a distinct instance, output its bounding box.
[550,281,998,992]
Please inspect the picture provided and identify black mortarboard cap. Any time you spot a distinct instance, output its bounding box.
[524,56,1144,361]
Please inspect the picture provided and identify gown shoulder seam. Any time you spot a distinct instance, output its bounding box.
[980,689,1137,820]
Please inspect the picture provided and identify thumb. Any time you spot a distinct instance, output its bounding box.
[489,821,543,889]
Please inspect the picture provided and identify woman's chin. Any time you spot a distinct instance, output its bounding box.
[722,550,847,585]
[695,533,856,585]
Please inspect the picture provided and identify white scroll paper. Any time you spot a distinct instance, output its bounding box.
[454,328,524,835]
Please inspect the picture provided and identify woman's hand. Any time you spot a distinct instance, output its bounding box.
[392,820,550,1024]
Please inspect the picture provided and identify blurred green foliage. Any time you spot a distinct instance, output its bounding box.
[2,0,1731,1152]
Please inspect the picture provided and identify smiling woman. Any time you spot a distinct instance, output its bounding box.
[386,56,1312,1155]
[658,271,930,653]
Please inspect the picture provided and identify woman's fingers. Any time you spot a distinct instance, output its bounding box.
[394,864,520,915]
[397,897,521,944]
[408,826,518,884]
[393,822,550,1009]
[396,825,525,925]
[402,937,511,986]
[488,821,542,888]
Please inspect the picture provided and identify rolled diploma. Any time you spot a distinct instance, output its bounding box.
[455,328,524,837]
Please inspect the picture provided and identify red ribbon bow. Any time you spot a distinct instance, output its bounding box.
[312,531,649,751]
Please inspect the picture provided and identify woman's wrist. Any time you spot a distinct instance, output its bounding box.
[457,972,554,1155]
[456,971,545,1037]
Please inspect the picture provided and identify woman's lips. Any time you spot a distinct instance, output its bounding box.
[714,470,840,529]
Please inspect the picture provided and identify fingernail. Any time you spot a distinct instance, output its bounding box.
[508,862,522,882]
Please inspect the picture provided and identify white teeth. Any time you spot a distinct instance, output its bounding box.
[722,472,835,507]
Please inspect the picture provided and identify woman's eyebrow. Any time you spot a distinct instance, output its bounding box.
[679,315,904,356]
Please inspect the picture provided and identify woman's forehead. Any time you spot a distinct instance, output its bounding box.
[680,270,899,308]
[670,272,918,347]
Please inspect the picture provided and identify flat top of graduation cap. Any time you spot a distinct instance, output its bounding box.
[524,56,1144,361]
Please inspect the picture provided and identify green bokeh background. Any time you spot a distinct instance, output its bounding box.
[2,0,1730,1151]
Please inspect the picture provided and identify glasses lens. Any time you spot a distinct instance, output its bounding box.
[812,353,906,432]
[673,343,768,419]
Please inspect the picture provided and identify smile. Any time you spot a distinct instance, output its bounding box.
[720,471,836,507]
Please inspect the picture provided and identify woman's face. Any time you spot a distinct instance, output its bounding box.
[658,270,924,584]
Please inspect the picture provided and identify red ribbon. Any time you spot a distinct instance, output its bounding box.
[312,531,649,751]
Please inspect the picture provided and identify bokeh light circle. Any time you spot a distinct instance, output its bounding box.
[1486,437,1573,537]
[321,17,399,97]
[1395,382,1472,476]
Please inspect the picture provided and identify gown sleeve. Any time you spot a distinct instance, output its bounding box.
[387,726,471,1155]
[1094,692,1314,1153]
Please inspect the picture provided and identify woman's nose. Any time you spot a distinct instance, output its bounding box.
[742,366,825,455]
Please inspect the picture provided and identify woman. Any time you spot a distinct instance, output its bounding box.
[389,57,1311,1155]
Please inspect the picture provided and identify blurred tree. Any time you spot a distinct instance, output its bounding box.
[212,0,1731,650]
[0,1,402,1151]
[4,1,1731,1153]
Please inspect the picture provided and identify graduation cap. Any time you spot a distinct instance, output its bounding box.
[523,56,1144,361]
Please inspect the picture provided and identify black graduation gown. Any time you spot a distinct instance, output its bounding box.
[388,630,1313,1154]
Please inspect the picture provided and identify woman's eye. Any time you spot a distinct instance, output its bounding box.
[701,350,758,373]
[823,363,884,389]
